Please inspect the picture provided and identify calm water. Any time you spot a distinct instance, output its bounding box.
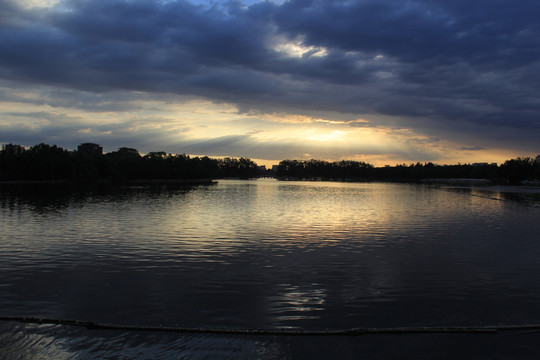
[1,179,540,358]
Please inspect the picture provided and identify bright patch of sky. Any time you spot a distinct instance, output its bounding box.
[1,82,521,167]
[272,36,328,59]
[306,130,347,142]
[15,0,282,10]
[2,0,539,167]
[13,0,59,8]
[170,0,283,7]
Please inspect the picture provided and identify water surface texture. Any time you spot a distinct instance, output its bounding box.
[1,180,540,358]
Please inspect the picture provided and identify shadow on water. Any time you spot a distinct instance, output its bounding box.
[0,182,215,215]
[441,185,540,207]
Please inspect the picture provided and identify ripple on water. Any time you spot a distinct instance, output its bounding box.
[1,180,540,331]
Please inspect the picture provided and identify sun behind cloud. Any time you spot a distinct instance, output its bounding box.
[1,0,539,166]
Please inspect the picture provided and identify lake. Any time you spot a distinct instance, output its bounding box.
[1,179,540,359]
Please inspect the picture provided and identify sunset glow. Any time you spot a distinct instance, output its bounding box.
[1,0,538,166]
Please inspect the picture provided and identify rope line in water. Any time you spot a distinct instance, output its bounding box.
[3,316,540,336]
[435,186,540,208]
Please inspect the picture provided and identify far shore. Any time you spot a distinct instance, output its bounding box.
[1,177,539,187]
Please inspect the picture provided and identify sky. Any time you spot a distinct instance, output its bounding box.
[1,0,539,167]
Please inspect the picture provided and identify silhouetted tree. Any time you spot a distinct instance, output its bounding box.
[218,157,258,178]
[499,157,535,183]
[0,143,73,181]
[277,159,373,179]
[2,142,539,184]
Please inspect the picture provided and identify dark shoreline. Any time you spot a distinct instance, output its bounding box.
[0,178,217,186]
[1,177,539,188]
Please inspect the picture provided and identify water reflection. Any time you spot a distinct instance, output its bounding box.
[269,283,327,324]
[0,183,207,216]
[1,179,540,334]
[443,185,540,207]
[0,321,289,360]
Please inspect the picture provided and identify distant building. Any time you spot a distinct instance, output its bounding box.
[78,143,103,156]
[2,143,24,155]
[257,165,266,172]
[272,165,280,172]
[536,155,540,164]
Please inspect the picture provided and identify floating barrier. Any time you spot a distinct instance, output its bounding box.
[3,316,540,336]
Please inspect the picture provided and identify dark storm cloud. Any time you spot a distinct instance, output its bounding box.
[274,0,540,66]
[1,0,539,150]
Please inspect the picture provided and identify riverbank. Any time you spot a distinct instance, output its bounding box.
[274,176,540,187]
[0,178,216,186]
[2,177,539,189]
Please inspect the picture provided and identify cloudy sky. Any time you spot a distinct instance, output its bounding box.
[1,0,539,166]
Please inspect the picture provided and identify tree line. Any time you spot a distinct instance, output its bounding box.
[0,143,259,182]
[276,158,540,184]
[1,142,539,184]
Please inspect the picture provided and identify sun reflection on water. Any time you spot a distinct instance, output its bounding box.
[1,180,540,332]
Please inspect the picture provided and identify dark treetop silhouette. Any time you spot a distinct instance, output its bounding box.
[276,158,539,184]
[1,143,539,184]
[0,143,259,182]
